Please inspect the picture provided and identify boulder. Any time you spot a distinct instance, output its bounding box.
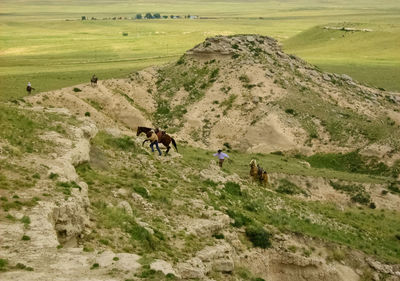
[117,200,133,216]
[177,257,206,279]
[150,259,179,277]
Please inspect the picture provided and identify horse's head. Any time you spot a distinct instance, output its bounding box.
[249,159,257,167]
[136,127,142,136]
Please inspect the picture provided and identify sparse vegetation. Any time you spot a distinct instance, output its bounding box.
[276,179,308,196]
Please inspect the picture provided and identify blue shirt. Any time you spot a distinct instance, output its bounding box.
[213,152,229,160]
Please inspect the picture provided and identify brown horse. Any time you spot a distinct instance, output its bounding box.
[136,126,178,155]
[249,159,268,185]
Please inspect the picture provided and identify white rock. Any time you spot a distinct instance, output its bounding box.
[150,259,179,277]
[177,257,206,279]
[96,250,115,267]
[115,253,141,271]
[117,200,133,216]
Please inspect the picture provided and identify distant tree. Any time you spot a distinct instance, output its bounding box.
[154,13,161,19]
[81,16,86,20]
[136,13,142,19]
[145,13,153,19]
[170,15,174,19]
[162,15,168,19]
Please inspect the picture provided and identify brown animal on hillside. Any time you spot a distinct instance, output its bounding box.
[137,126,178,155]
[249,159,268,185]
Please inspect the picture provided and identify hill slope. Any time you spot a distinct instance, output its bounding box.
[1,35,400,281]
[27,35,400,161]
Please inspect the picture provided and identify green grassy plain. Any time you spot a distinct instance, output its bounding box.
[284,22,400,91]
[1,0,400,101]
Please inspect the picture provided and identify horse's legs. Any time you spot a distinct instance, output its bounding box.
[165,145,170,155]
[142,139,149,146]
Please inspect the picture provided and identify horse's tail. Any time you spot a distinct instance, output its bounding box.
[171,138,178,152]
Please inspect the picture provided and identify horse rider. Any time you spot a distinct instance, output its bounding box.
[91,74,98,86]
[154,128,166,136]
[149,130,162,156]
[26,82,35,94]
[213,149,229,168]
[257,164,264,182]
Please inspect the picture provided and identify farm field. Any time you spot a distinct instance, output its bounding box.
[1,0,400,101]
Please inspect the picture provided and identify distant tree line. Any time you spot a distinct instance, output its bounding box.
[81,14,198,21]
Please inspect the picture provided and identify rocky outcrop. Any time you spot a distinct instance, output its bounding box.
[150,259,179,277]
[240,249,360,281]
[177,242,235,279]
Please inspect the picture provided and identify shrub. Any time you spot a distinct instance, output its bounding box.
[245,225,271,249]
[22,235,30,241]
[0,258,8,271]
[226,209,252,227]
[276,179,307,196]
[239,74,250,83]
[122,32,128,36]
[133,186,149,198]
[49,172,59,180]
[351,191,371,205]
[209,68,219,80]
[285,108,296,115]
[369,202,376,209]
[85,112,90,117]
[224,181,241,196]
[73,87,82,92]
[203,179,218,187]
[212,233,225,239]
[15,263,33,271]
[21,216,30,225]
[176,56,185,65]
[223,142,232,149]
[388,182,400,194]
[90,263,99,270]
[32,173,40,179]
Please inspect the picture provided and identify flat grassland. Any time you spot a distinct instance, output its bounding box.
[1,0,400,101]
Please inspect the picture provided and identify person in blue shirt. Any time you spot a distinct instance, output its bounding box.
[213,149,229,167]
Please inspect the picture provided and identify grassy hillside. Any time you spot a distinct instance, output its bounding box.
[75,133,400,265]
[1,0,400,101]
[284,23,400,91]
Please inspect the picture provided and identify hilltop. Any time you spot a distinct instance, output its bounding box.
[26,35,400,160]
[0,35,400,281]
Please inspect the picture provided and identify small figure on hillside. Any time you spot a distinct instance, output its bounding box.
[149,130,162,156]
[249,159,268,185]
[213,149,229,168]
[26,82,35,94]
[91,74,98,86]
[257,164,268,185]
